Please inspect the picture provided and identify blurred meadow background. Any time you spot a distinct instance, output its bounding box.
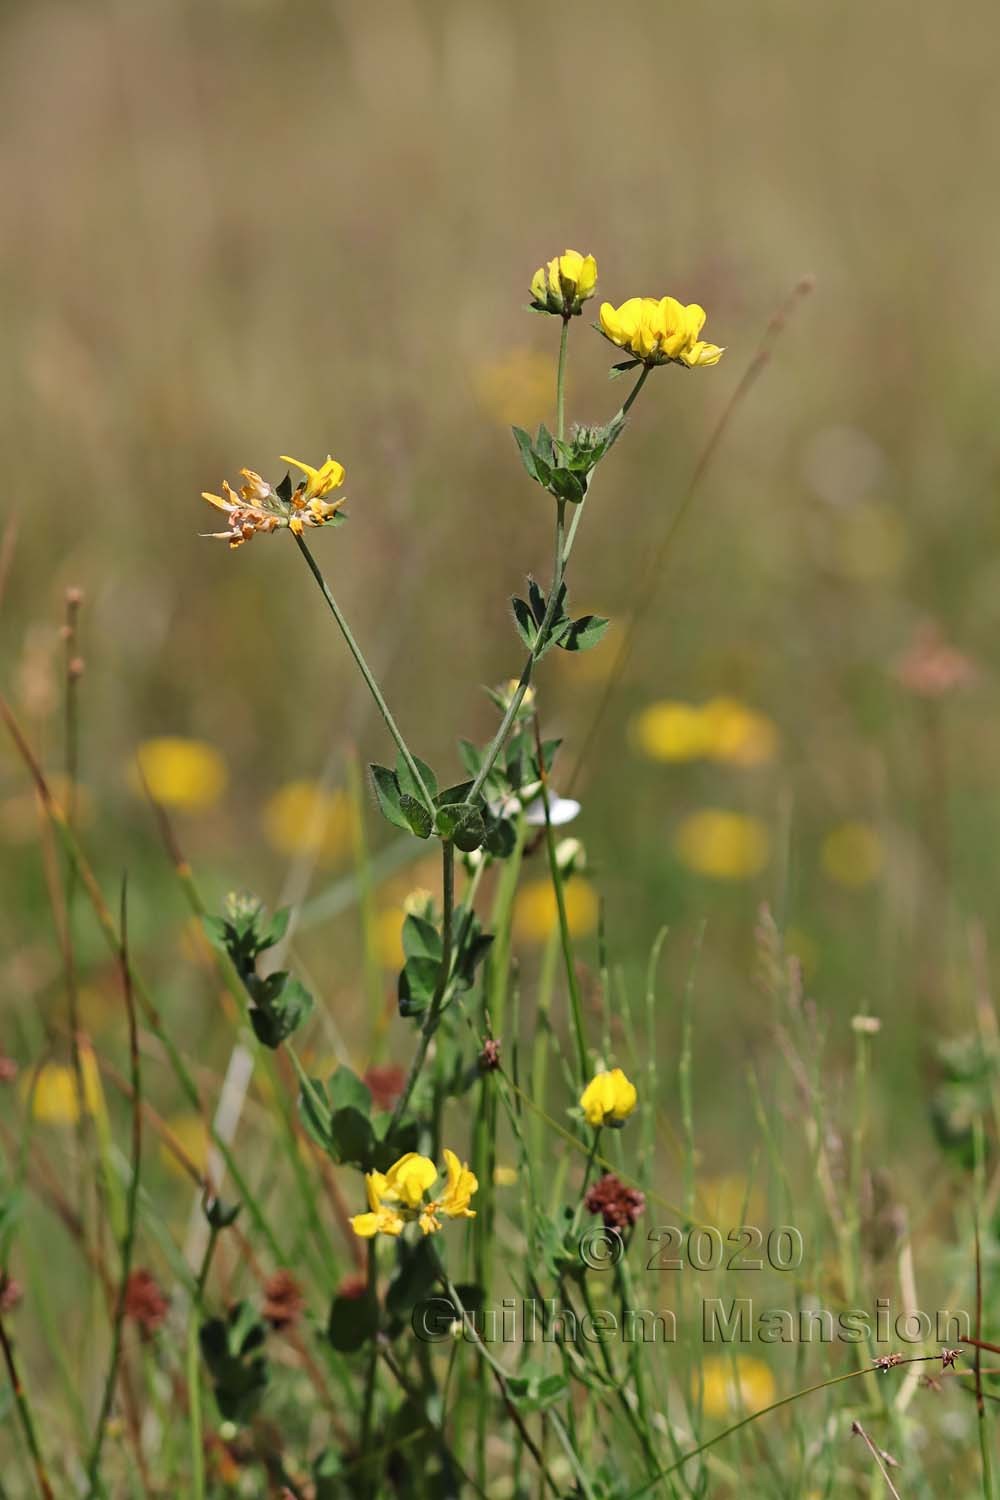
[4,0,1000,1492]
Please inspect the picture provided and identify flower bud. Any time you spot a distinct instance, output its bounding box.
[529,249,598,317]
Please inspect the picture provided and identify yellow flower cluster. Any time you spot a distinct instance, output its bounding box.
[202,454,345,549]
[350,1150,478,1238]
[579,1068,637,1128]
[530,249,598,317]
[674,809,770,881]
[599,296,723,368]
[631,697,779,768]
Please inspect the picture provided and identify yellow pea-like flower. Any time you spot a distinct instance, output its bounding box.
[349,1149,478,1239]
[599,295,723,369]
[384,1152,438,1209]
[529,249,598,317]
[579,1067,638,1128]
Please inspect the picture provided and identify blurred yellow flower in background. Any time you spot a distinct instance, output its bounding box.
[631,698,778,767]
[160,1113,210,1179]
[132,737,228,810]
[699,1356,776,1418]
[821,821,884,887]
[513,877,598,945]
[475,348,553,428]
[696,1174,765,1227]
[375,906,406,969]
[631,701,709,762]
[674,810,771,880]
[599,296,723,368]
[701,698,779,767]
[24,1050,103,1125]
[262,780,351,864]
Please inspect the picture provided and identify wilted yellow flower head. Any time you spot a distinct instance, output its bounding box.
[631,698,779,768]
[201,454,346,548]
[530,249,598,317]
[599,296,723,368]
[674,809,770,881]
[579,1067,637,1128]
[350,1150,478,1238]
[132,737,228,811]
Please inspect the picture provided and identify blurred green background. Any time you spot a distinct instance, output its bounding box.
[3,0,1000,1177]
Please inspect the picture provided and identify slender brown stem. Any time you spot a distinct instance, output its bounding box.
[0,1304,55,1500]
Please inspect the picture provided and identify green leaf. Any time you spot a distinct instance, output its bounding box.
[535,424,555,464]
[258,906,291,951]
[435,780,475,807]
[609,358,642,379]
[457,738,483,777]
[327,1293,378,1353]
[402,914,443,963]
[483,815,517,859]
[386,1236,438,1321]
[398,955,442,1018]
[371,764,411,832]
[327,1066,372,1116]
[328,1106,376,1168]
[451,804,486,853]
[298,1078,333,1150]
[249,975,313,1049]
[275,472,293,503]
[396,752,438,803]
[399,793,433,839]
[557,614,610,652]
[512,426,538,482]
[549,466,586,504]
[200,1304,269,1424]
[508,1369,570,1413]
[511,596,537,650]
[527,578,547,627]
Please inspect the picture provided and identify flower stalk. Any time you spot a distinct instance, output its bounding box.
[293,534,434,813]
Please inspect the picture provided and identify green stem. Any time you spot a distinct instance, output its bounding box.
[360,1241,379,1496]
[562,364,649,565]
[186,1312,204,1500]
[556,316,570,443]
[468,501,566,805]
[293,534,433,812]
[533,714,588,1080]
[389,841,456,1129]
[433,1255,560,1496]
[0,1310,54,1500]
[86,885,143,1496]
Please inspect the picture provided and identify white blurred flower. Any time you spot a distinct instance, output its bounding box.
[488,787,581,827]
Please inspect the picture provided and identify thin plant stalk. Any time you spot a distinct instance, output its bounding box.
[389,840,456,1128]
[0,1307,54,1500]
[85,882,143,1496]
[532,715,588,1079]
[292,533,434,812]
